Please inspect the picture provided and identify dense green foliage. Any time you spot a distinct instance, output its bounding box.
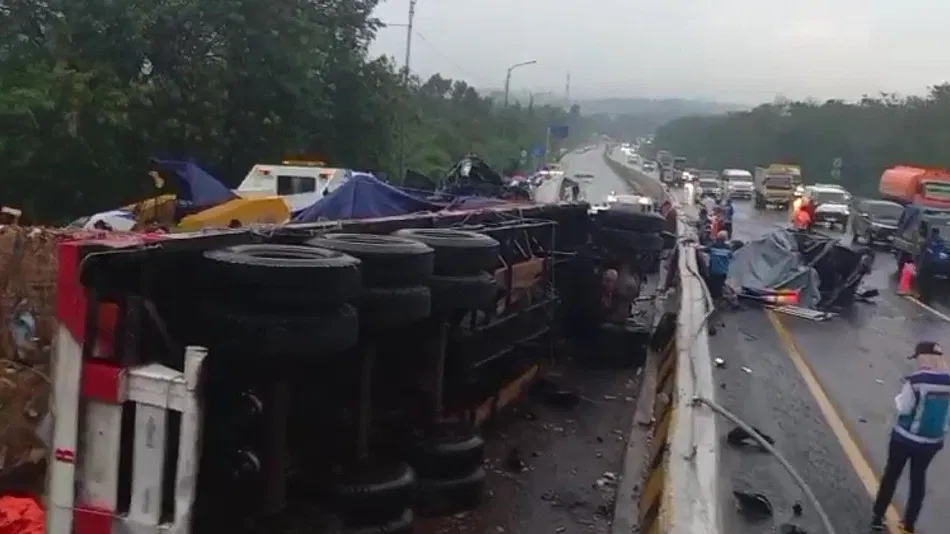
[650,86,950,196]
[0,0,579,222]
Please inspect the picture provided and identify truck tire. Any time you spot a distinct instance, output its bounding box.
[204,303,359,357]
[409,423,485,479]
[203,244,361,309]
[306,233,434,287]
[597,207,666,233]
[415,466,486,518]
[428,273,499,314]
[358,286,432,328]
[596,227,664,252]
[392,228,500,275]
[329,463,417,527]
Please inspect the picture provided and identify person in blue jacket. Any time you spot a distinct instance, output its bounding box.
[871,341,950,532]
[698,230,733,301]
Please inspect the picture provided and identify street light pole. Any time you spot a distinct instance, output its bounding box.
[503,60,537,108]
[397,0,417,183]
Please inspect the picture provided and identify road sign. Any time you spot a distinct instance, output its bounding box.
[531,145,545,158]
[832,157,842,169]
[520,149,528,159]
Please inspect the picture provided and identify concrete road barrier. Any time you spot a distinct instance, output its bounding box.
[604,145,721,534]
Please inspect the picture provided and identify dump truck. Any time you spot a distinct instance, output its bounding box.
[879,165,950,209]
[753,163,802,210]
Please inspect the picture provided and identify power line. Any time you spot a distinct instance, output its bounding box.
[378,24,485,84]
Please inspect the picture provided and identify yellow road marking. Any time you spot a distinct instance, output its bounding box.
[904,295,950,323]
[766,310,903,534]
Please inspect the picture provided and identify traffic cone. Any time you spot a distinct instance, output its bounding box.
[897,262,916,295]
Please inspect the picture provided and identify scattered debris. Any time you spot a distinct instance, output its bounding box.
[733,490,773,520]
[595,471,617,489]
[504,447,526,473]
[714,357,726,368]
[726,425,775,452]
[740,366,753,374]
[780,523,809,534]
[792,501,803,516]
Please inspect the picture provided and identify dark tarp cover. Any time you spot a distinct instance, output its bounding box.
[726,228,822,308]
[152,159,237,208]
[293,172,442,222]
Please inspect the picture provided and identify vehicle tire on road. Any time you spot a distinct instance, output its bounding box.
[408,422,485,479]
[205,303,359,357]
[597,207,666,233]
[328,463,417,527]
[203,244,361,309]
[595,227,664,252]
[415,466,486,518]
[392,228,500,275]
[428,272,499,314]
[306,233,434,287]
[358,286,431,328]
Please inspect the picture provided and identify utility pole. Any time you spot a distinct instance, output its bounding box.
[565,71,571,104]
[397,0,417,183]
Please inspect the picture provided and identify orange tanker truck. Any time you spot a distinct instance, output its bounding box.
[879,165,950,208]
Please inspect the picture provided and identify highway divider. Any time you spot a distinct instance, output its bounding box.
[602,146,667,200]
[604,146,721,534]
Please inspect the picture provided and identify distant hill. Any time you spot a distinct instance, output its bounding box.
[574,98,745,117]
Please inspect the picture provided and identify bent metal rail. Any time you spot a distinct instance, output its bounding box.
[605,147,721,534]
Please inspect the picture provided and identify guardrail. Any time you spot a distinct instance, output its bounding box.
[603,147,721,534]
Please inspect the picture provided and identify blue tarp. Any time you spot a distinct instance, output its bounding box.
[293,172,443,222]
[152,159,237,208]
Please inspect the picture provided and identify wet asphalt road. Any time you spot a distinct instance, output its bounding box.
[577,150,950,534]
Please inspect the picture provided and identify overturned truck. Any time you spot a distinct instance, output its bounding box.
[7,197,675,534]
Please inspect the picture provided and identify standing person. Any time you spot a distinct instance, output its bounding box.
[792,205,812,231]
[871,341,950,533]
[710,206,724,237]
[698,231,733,302]
[722,198,735,238]
[704,194,716,215]
[684,179,695,206]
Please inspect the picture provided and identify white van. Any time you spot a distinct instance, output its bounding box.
[236,161,350,212]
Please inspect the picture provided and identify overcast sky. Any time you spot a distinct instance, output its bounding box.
[370,0,950,105]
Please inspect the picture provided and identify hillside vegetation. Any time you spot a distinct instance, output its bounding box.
[0,0,578,222]
[651,86,950,196]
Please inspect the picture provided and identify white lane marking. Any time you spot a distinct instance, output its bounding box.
[904,295,950,322]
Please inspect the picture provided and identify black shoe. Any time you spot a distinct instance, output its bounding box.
[869,517,884,531]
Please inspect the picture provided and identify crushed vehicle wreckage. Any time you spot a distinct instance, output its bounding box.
[0,153,679,534]
[726,228,876,311]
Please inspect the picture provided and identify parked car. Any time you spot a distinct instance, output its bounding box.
[850,198,903,245]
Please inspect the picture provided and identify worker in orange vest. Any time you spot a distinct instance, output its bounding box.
[792,205,812,230]
[710,206,724,237]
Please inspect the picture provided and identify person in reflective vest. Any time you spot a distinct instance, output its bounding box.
[792,205,812,230]
[710,207,724,237]
[871,341,950,532]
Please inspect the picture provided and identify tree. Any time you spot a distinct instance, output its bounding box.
[0,0,578,222]
[651,85,950,196]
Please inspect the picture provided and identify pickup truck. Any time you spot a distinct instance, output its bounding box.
[892,204,950,299]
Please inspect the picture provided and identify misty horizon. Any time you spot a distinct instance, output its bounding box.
[371,0,950,106]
